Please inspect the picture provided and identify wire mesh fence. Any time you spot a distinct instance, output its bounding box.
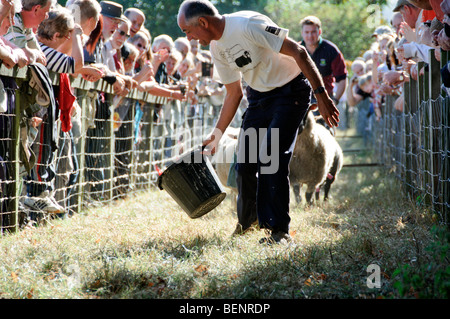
[0,65,218,234]
[371,49,449,225]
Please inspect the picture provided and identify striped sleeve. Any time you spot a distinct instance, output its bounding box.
[39,43,75,74]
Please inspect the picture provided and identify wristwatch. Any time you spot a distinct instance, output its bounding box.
[313,86,326,94]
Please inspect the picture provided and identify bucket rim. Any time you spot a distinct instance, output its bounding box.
[157,146,207,190]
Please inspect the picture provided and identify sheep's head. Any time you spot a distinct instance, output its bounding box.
[298,110,315,136]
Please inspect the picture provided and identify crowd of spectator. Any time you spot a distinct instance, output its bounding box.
[345,0,449,142]
[0,0,225,217]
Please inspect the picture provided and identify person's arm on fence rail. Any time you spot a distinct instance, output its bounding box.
[137,80,186,101]
[0,38,29,68]
[131,61,154,84]
[0,45,16,68]
[384,70,408,87]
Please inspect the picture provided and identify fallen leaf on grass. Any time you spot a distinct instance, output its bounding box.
[304,278,312,286]
[195,264,209,275]
[304,274,327,286]
[11,272,18,283]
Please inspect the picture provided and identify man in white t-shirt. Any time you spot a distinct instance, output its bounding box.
[178,0,339,244]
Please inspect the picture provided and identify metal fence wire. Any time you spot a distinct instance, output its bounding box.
[0,48,449,234]
[371,49,449,225]
[0,64,221,233]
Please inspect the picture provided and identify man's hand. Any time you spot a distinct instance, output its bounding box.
[202,127,223,156]
[120,74,138,90]
[22,47,46,66]
[16,49,29,68]
[383,70,405,86]
[170,90,187,101]
[316,93,340,127]
[79,65,104,81]
[0,50,16,68]
[112,75,126,95]
[403,59,416,74]
[379,83,394,95]
[400,22,416,42]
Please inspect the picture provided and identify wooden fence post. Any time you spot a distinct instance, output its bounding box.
[403,80,411,195]
[441,48,450,222]
[76,90,87,213]
[9,83,21,233]
[1,65,29,233]
[429,49,442,212]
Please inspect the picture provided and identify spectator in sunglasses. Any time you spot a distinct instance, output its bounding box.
[104,19,131,74]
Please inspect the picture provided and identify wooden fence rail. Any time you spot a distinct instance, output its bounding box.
[0,63,216,233]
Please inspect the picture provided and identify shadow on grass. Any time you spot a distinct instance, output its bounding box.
[83,166,437,299]
[83,234,225,298]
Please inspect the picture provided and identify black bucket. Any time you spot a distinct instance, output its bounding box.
[157,148,226,219]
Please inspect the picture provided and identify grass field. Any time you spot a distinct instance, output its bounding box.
[0,129,448,300]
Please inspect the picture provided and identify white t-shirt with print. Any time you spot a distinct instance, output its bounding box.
[210,11,301,92]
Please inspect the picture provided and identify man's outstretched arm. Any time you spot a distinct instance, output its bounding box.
[280,37,340,127]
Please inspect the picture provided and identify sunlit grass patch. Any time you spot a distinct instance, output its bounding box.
[0,156,443,299]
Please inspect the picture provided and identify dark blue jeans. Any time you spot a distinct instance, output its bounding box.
[235,73,311,233]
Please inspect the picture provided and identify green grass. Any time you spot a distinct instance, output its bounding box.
[0,132,447,299]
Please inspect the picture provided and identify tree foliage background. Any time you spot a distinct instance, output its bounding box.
[60,0,390,61]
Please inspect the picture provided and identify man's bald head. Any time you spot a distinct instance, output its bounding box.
[178,0,219,26]
[124,8,145,37]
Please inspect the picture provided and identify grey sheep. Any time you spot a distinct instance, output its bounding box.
[290,110,343,204]
[211,127,240,210]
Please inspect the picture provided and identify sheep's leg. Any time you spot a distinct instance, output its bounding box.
[323,182,331,201]
[323,173,335,201]
[305,184,316,205]
[305,192,314,205]
[293,184,301,203]
[315,186,321,201]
